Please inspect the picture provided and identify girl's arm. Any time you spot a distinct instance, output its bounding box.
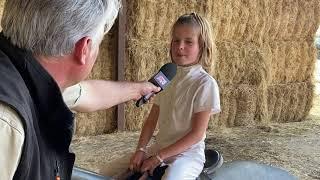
[136,104,160,149]
[129,104,160,171]
[140,110,211,174]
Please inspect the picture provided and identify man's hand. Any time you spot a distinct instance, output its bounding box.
[133,82,161,101]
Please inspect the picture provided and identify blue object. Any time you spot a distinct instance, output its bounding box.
[206,161,297,180]
[71,161,297,180]
[71,166,111,180]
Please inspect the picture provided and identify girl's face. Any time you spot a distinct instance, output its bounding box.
[171,24,200,66]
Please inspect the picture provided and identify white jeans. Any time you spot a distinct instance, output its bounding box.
[100,141,205,180]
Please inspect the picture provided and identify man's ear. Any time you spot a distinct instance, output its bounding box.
[74,37,92,65]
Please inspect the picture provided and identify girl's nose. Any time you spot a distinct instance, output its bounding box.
[178,43,184,50]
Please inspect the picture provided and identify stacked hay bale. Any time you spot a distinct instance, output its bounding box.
[75,27,118,135]
[125,0,320,130]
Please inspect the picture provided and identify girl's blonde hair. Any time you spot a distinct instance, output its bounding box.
[170,13,215,72]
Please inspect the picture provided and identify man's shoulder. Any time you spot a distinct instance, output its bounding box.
[0,49,24,85]
[0,101,24,136]
[0,50,30,108]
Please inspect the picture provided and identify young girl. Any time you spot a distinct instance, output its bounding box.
[101,13,220,179]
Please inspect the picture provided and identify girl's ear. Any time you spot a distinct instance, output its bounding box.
[73,37,92,65]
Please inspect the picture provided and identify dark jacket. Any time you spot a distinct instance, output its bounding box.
[0,33,75,180]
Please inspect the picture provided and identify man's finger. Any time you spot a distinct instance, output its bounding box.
[149,167,155,176]
[141,164,147,172]
[134,163,139,172]
[155,87,161,92]
[138,172,149,180]
[135,162,141,172]
[129,164,134,171]
[147,83,161,94]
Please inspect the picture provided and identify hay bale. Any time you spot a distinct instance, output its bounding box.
[76,108,115,135]
[124,0,319,131]
[126,39,169,81]
[225,86,237,127]
[209,81,314,128]
[124,39,170,130]
[254,84,269,124]
[209,84,258,128]
[127,0,215,40]
[214,41,266,86]
[75,27,117,136]
[125,101,153,131]
[128,0,174,40]
[234,85,257,126]
[261,41,317,84]
[77,0,320,134]
[293,82,314,121]
[208,86,232,129]
[267,82,313,123]
[193,0,319,42]
[272,88,284,122]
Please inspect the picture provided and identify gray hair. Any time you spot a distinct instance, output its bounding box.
[1,0,120,56]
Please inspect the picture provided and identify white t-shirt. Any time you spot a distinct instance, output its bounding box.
[154,64,221,149]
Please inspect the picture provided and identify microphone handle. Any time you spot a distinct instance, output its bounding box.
[136,92,155,107]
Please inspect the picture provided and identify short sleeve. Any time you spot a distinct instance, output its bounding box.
[193,78,221,115]
[62,83,82,109]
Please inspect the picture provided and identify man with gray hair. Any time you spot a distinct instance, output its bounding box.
[0,0,159,180]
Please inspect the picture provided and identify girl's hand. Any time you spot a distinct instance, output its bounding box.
[140,156,162,176]
[138,172,149,180]
[129,151,146,172]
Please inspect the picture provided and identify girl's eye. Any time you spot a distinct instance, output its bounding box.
[173,40,180,43]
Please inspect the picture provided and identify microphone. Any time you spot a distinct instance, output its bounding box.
[136,63,177,107]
